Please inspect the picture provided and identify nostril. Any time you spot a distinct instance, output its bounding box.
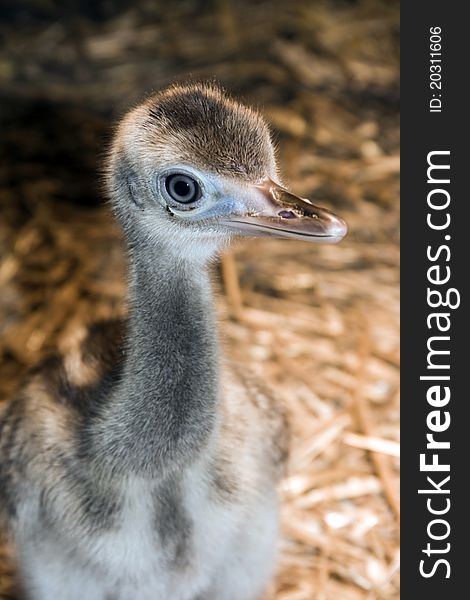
[278,210,297,219]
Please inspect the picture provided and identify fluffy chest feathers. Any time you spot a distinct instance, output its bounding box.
[65,465,244,599]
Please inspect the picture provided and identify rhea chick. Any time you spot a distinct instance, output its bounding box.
[0,84,347,600]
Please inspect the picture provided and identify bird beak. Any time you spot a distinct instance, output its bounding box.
[220,179,347,243]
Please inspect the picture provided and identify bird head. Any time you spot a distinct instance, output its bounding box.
[107,84,347,261]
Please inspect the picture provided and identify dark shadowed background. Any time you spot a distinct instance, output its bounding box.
[0,1,399,598]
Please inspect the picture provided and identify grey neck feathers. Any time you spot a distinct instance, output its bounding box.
[92,231,219,476]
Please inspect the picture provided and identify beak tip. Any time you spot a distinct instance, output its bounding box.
[327,215,348,242]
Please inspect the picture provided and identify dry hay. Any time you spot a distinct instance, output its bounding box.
[0,0,399,598]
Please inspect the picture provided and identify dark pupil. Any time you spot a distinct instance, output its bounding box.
[174,179,190,198]
[166,174,199,204]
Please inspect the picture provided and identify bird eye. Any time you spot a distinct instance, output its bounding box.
[165,174,201,204]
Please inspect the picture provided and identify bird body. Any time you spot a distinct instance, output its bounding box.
[2,316,286,600]
[0,84,346,599]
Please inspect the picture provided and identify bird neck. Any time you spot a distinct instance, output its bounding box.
[95,236,220,476]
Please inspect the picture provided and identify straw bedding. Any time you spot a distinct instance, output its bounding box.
[0,1,399,597]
